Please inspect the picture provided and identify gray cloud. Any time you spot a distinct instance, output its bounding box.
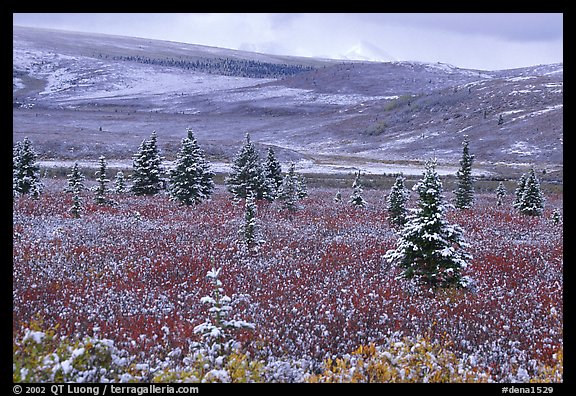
[13,13,562,70]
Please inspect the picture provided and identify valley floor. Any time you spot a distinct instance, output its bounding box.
[13,182,563,382]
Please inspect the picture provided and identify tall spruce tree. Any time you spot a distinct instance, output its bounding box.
[454,137,474,209]
[385,159,472,289]
[349,171,366,208]
[517,168,545,216]
[94,156,111,205]
[263,147,283,199]
[168,129,214,205]
[13,137,43,198]
[225,133,269,201]
[387,174,409,228]
[131,131,164,196]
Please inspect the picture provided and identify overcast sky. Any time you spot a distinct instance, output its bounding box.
[13,13,563,70]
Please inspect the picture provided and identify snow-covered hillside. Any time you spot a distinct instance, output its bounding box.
[13,26,563,179]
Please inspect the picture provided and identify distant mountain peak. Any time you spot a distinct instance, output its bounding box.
[341,41,395,63]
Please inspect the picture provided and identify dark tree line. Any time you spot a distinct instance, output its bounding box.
[104,54,315,79]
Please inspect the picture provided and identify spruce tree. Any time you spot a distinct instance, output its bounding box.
[114,171,128,193]
[349,171,366,208]
[517,168,545,216]
[454,137,474,209]
[385,159,472,289]
[94,156,111,205]
[552,209,561,225]
[168,129,214,205]
[65,162,86,194]
[66,162,85,218]
[225,133,269,201]
[131,131,164,196]
[495,181,507,206]
[263,147,283,199]
[333,191,342,203]
[192,267,255,378]
[238,190,262,250]
[296,173,308,200]
[277,162,300,212]
[513,173,528,209]
[13,137,43,198]
[387,174,409,228]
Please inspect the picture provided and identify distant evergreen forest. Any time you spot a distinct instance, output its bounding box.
[100,54,315,78]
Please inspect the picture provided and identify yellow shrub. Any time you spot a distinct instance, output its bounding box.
[307,335,489,383]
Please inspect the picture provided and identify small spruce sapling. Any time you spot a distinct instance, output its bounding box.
[495,182,507,206]
[192,267,255,380]
[94,156,112,205]
[349,171,366,208]
[66,162,85,218]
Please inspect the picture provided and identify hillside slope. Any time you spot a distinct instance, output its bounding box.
[13,26,562,178]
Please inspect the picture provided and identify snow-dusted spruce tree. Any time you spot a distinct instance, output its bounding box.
[385,159,473,290]
[513,173,528,209]
[387,174,409,228]
[333,191,342,203]
[65,162,85,194]
[113,171,128,193]
[66,162,85,218]
[453,137,474,209]
[296,173,308,200]
[238,190,263,250]
[495,181,507,206]
[192,267,255,381]
[94,156,112,205]
[277,162,301,212]
[13,137,43,198]
[225,133,270,201]
[517,168,545,216]
[169,129,214,205]
[263,147,283,199]
[552,209,562,225]
[131,131,164,196]
[349,171,367,208]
